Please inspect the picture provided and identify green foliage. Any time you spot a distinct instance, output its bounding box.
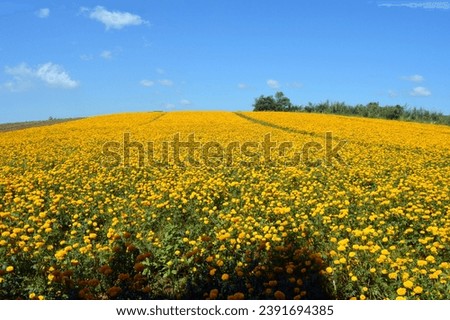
[253,94,450,125]
[253,92,292,112]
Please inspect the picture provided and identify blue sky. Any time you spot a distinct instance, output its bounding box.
[1,1,450,123]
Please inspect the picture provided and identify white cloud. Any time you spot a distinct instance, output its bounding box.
[140,79,154,87]
[2,62,78,91]
[84,6,148,30]
[238,83,248,89]
[379,2,450,9]
[35,63,79,88]
[35,8,50,18]
[402,74,424,82]
[267,79,280,89]
[100,50,113,60]
[180,99,192,106]
[158,79,173,86]
[410,86,431,96]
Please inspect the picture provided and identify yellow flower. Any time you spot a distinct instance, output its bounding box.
[388,272,397,279]
[221,273,229,281]
[54,249,67,260]
[413,286,423,294]
[1,110,450,299]
[6,266,14,272]
[396,287,407,296]
[403,280,414,289]
[429,270,442,279]
[417,260,427,267]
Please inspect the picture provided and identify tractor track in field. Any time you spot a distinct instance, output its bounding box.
[233,112,342,141]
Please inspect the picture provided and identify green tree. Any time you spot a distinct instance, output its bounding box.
[253,92,291,111]
[274,91,292,111]
[253,95,278,111]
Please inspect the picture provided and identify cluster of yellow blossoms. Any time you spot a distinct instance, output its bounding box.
[0,111,449,299]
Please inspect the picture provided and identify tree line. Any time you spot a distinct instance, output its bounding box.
[253,92,450,125]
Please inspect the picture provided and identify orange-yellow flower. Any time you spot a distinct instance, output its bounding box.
[413,286,423,294]
[396,287,407,296]
[403,280,414,289]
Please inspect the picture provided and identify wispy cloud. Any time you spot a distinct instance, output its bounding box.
[238,83,248,89]
[162,103,175,110]
[180,99,192,106]
[140,79,154,87]
[80,54,94,61]
[388,89,399,97]
[267,79,280,89]
[3,62,78,91]
[5,63,34,77]
[140,79,175,87]
[158,79,173,86]
[3,63,34,92]
[402,74,424,82]
[35,8,50,18]
[287,81,303,89]
[100,50,113,60]
[82,6,148,30]
[142,37,152,48]
[379,2,450,9]
[410,86,431,96]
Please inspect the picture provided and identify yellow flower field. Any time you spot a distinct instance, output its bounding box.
[0,111,449,299]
